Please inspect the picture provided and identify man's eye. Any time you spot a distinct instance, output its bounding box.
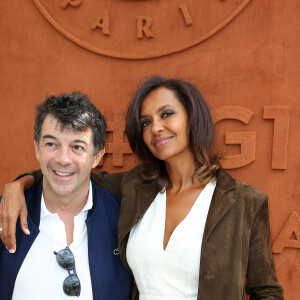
[162,111,174,118]
[45,142,55,148]
[73,145,84,151]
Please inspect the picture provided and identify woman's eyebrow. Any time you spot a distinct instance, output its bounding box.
[140,104,175,119]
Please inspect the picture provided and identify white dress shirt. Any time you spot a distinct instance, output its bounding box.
[126,180,216,300]
[12,182,93,300]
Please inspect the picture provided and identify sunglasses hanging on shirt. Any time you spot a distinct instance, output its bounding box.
[54,246,81,297]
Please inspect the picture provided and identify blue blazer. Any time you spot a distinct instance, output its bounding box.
[0,178,133,300]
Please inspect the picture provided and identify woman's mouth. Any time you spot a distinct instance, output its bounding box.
[153,136,173,148]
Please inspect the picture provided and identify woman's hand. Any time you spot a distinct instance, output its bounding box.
[0,175,34,253]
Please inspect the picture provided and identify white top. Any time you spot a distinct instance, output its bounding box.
[12,182,94,300]
[126,180,216,300]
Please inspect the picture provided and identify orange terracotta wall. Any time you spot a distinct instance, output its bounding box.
[0,1,299,298]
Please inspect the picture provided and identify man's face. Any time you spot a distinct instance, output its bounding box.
[34,114,104,199]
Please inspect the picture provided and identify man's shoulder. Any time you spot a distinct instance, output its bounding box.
[93,183,120,198]
[0,178,42,203]
[88,183,121,228]
[91,182,121,209]
[24,178,43,202]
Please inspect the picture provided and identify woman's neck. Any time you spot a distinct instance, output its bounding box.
[165,154,199,192]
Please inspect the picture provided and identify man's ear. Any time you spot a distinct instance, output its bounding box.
[92,147,105,168]
[34,140,40,161]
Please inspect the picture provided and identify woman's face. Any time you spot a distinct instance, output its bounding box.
[139,87,191,163]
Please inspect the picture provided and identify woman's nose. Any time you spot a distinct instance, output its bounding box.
[151,119,164,135]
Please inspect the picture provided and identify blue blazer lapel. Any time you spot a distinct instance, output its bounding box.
[87,183,132,299]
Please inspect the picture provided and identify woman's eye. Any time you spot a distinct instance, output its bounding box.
[162,111,174,118]
[141,120,151,128]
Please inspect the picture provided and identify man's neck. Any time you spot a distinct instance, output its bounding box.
[43,179,90,213]
[42,180,91,245]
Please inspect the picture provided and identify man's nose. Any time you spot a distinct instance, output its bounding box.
[56,147,72,165]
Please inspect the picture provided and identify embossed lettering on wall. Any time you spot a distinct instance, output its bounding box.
[32,0,252,59]
[212,106,255,169]
[91,11,110,36]
[272,211,300,253]
[136,16,154,39]
[61,0,81,9]
[101,106,290,169]
[179,3,193,26]
[263,106,290,170]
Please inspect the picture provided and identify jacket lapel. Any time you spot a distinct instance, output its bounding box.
[135,183,160,223]
[202,169,236,247]
[119,182,158,243]
[118,168,159,270]
[118,167,237,275]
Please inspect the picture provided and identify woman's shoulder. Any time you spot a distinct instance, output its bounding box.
[121,165,144,183]
[216,168,268,206]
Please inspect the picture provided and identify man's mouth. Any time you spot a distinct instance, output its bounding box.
[53,170,73,177]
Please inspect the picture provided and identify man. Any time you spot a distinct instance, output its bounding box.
[0,92,132,299]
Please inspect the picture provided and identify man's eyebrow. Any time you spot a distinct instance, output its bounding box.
[42,136,87,145]
[42,134,57,140]
[73,139,88,145]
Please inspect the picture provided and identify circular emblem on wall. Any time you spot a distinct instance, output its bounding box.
[32,0,252,59]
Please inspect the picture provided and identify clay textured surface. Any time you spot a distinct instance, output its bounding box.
[0,1,299,298]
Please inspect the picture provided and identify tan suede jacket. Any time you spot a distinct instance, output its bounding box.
[28,167,283,299]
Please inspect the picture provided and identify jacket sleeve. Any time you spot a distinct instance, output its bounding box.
[245,196,284,299]
[15,169,42,183]
[15,169,125,198]
[91,171,125,198]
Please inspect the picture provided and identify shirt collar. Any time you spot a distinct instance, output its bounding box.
[40,181,93,219]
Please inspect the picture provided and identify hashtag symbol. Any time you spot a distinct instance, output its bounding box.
[105,111,133,166]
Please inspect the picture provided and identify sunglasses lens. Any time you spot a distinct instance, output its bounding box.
[56,248,75,270]
[63,275,81,296]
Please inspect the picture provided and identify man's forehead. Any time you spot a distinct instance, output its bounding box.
[42,114,91,137]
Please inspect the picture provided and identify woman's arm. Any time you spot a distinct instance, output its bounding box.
[0,174,36,253]
[0,168,126,252]
[245,197,284,299]
[91,170,125,198]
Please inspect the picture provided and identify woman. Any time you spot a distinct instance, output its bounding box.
[0,76,283,299]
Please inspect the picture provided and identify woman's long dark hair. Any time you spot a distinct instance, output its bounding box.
[126,75,220,189]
